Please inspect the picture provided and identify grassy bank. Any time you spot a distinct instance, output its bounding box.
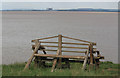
[2,61,119,76]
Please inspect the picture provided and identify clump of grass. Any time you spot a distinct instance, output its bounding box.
[2,61,119,76]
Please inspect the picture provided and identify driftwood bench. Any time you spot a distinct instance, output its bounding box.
[24,35,104,72]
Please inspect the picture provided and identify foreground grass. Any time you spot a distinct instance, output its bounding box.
[2,61,119,76]
[0,65,2,77]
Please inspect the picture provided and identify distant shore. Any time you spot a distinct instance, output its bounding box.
[2,10,119,14]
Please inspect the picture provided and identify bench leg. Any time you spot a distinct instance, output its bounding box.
[89,54,95,71]
[51,49,60,72]
[51,58,58,72]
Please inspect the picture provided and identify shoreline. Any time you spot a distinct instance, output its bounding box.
[2,11,119,14]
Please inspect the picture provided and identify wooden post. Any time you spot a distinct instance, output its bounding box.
[34,40,39,67]
[82,50,89,70]
[89,43,94,70]
[57,34,62,68]
[23,40,40,70]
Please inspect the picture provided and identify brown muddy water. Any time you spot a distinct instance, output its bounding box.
[2,11,118,64]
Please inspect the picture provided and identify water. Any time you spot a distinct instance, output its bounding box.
[2,11,118,64]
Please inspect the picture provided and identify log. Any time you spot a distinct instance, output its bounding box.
[24,40,40,70]
[62,36,96,45]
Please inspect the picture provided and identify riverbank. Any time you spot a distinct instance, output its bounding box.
[2,61,119,76]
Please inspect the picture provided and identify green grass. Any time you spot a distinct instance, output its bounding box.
[2,61,119,76]
[0,65,2,77]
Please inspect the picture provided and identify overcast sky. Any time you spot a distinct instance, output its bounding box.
[1,1,119,10]
[2,0,120,2]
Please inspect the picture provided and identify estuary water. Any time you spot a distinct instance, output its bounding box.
[2,11,118,64]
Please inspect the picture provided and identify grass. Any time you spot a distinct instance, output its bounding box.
[0,65,2,77]
[2,61,119,76]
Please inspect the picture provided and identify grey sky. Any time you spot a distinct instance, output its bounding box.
[2,2,118,10]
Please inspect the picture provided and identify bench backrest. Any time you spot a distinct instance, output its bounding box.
[32,35,97,56]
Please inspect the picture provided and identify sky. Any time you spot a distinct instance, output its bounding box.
[1,2,119,10]
[1,0,120,2]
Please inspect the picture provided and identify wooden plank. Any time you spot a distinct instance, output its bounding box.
[82,49,89,70]
[38,45,90,49]
[31,36,58,42]
[40,49,86,53]
[62,46,89,49]
[51,49,60,72]
[41,49,96,53]
[41,49,57,52]
[40,41,58,44]
[32,46,96,54]
[34,54,85,59]
[62,50,86,53]
[24,40,40,70]
[62,36,96,45]
[32,44,96,50]
[57,34,62,68]
[39,45,58,48]
[62,42,90,45]
[40,41,90,45]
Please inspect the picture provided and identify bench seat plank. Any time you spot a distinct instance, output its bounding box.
[34,54,104,59]
[34,54,85,59]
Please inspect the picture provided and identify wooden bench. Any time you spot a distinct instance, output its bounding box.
[24,35,104,72]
